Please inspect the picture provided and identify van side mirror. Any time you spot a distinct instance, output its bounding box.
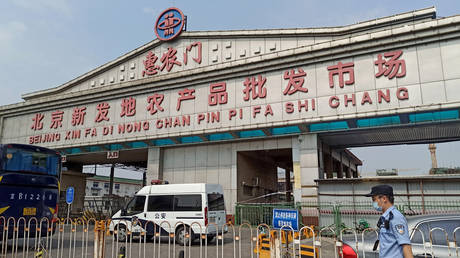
[121,208,127,216]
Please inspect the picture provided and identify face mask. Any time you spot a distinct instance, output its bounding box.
[373,201,382,211]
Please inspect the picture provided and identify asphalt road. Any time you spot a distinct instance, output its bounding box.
[1,226,337,257]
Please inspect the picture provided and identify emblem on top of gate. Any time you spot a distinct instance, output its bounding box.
[154,7,185,41]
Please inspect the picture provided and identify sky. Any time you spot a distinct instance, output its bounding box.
[1,0,460,177]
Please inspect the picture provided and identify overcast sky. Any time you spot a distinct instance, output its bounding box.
[1,0,460,177]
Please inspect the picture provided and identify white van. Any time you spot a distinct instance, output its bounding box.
[109,183,226,245]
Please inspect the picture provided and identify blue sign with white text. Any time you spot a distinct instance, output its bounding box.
[272,209,299,231]
[66,187,74,204]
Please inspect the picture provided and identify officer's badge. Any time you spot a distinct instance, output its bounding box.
[395,224,405,235]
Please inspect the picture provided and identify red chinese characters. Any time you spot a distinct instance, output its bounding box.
[283,68,307,95]
[176,88,195,111]
[184,42,202,65]
[209,82,228,106]
[147,94,165,115]
[71,107,86,126]
[31,113,44,131]
[375,50,406,79]
[141,42,202,78]
[328,62,355,88]
[160,47,182,72]
[24,48,414,134]
[50,111,64,129]
[142,51,160,77]
[243,75,267,101]
[95,102,110,122]
[120,97,136,117]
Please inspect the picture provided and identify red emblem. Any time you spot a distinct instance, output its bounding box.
[154,7,185,41]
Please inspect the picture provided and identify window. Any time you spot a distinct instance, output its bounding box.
[115,184,120,189]
[125,196,146,215]
[104,183,109,188]
[2,146,60,176]
[207,193,225,211]
[174,195,202,211]
[93,182,99,187]
[147,195,173,211]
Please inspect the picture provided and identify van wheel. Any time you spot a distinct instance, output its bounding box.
[114,225,128,242]
[201,235,214,244]
[206,235,215,243]
[175,226,192,245]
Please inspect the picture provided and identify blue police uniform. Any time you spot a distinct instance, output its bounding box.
[378,206,411,258]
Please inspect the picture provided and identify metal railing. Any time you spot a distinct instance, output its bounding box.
[234,202,295,225]
[1,216,459,257]
[235,201,460,231]
[83,196,130,218]
[311,200,460,232]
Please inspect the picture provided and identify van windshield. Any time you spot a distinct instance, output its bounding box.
[125,195,146,215]
[207,193,225,211]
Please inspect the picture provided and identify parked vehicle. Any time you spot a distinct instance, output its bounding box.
[0,144,61,239]
[109,183,227,245]
[340,213,460,257]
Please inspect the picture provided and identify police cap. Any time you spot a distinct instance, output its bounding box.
[365,184,394,197]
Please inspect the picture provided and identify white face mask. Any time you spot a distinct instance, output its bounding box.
[373,201,382,211]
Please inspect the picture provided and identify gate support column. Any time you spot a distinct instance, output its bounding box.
[292,134,320,204]
[146,147,163,185]
[292,134,320,225]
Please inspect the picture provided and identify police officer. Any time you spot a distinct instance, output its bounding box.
[366,185,413,258]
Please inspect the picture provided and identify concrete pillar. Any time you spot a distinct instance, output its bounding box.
[338,153,344,178]
[0,116,3,143]
[347,166,352,178]
[146,147,163,184]
[109,164,115,195]
[318,143,325,180]
[292,134,319,204]
[285,169,292,202]
[325,154,333,179]
[429,144,438,169]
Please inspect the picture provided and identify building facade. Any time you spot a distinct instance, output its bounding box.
[1,7,460,218]
[85,175,143,197]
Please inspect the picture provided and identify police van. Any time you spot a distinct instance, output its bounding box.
[109,183,226,245]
